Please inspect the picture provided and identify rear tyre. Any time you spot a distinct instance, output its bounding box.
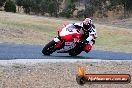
[69,49,82,56]
[69,43,84,56]
[69,42,85,56]
[69,48,82,56]
[42,40,56,55]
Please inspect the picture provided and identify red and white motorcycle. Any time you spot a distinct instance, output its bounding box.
[42,24,92,56]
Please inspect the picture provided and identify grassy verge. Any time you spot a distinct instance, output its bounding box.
[95,24,132,52]
[0,11,132,53]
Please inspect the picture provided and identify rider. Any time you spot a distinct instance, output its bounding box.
[55,18,97,52]
[74,18,97,52]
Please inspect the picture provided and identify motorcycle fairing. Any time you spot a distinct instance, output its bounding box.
[58,24,82,42]
[57,42,76,53]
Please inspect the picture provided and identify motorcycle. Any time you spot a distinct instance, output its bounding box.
[42,24,90,56]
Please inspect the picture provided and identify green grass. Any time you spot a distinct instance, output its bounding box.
[0,11,132,53]
[94,25,132,52]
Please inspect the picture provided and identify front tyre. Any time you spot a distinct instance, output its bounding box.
[42,40,56,55]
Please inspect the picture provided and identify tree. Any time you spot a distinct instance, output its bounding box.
[120,0,132,18]
[0,0,6,7]
[77,9,85,19]
[30,0,42,14]
[59,0,76,18]
[108,0,132,18]
[22,0,32,14]
[15,0,23,12]
[40,0,48,15]
[48,0,55,16]
[47,0,59,17]
[4,0,16,13]
[83,0,100,17]
[84,0,113,18]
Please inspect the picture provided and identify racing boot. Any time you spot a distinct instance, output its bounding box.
[83,44,92,53]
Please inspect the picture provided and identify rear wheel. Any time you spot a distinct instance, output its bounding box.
[42,40,56,55]
[69,49,82,56]
[69,43,83,56]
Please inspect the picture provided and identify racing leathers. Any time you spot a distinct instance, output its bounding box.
[73,22,97,52]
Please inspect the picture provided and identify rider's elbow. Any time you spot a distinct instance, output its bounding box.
[91,39,96,45]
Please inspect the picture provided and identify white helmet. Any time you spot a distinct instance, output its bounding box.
[82,18,92,31]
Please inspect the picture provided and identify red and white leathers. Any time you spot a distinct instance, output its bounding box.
[54,22,97,52]
[73,22,97,52]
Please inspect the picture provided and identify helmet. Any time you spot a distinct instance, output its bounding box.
[82,18,92,31]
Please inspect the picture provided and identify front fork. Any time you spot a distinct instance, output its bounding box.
[53,36,64,50]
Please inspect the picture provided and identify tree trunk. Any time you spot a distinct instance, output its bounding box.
[123,2,128,18]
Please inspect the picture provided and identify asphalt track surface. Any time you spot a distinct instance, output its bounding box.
[0,43,132,61]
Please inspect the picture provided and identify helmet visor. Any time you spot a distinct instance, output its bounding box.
[83,23,91,30]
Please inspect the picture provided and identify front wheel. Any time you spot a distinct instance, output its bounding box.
[42,40,56,55]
